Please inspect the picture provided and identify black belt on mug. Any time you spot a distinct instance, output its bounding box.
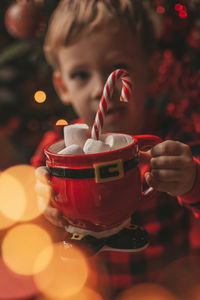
[47,157,139,183]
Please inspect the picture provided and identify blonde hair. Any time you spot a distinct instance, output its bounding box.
[44,0,155,70]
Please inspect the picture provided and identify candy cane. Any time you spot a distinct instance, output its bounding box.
[91,69,132,140]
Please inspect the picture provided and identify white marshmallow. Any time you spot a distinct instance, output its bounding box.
[64,124,90,148]
[102,134,133,150]
[83,138,111,154]
[58,144,85,155]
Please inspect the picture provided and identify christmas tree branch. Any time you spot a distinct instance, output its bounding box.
[0,41,33,65]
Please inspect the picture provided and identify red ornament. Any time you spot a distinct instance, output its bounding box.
[187,27,200,49]
[5,0,45,39]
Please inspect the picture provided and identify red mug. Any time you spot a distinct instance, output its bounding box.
[44,134,162,232]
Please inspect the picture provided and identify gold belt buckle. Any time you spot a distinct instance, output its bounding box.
[94,159,124,183]
[71,232,84,240]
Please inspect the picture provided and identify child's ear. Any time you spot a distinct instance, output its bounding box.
[53,71,71,104]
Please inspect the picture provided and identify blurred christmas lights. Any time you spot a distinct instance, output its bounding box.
[34,90,47,103]
[174,3,188,18]
[2,224,53,276]
[56,119,68,126]
[34,243,88,299]
[157,6,165,14]
[0,165,51,223]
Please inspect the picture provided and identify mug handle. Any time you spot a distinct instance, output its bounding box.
[135,135,163,200]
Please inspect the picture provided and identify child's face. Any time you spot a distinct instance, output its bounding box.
[54,24,150,135]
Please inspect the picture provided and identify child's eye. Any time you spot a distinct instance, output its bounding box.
[70,71,90,81]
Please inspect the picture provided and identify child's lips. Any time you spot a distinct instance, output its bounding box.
[106,106,125,120]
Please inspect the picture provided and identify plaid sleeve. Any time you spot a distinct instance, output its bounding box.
[30,130,61,168]
[30,119,83,168]
[178,156,200,218]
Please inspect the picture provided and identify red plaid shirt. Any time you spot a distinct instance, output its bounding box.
[31,115,200,300]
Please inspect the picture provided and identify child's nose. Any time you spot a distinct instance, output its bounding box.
[92,74,122,103]
[91,74,107,100]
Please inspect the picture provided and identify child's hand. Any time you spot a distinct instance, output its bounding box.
[145,140,197,196]
[35,166,66,227]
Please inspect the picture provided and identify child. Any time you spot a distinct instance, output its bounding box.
[33,0,200,298]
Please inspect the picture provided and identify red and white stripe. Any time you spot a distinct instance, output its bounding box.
[91,69,132,140]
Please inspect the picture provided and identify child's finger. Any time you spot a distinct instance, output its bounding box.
[37,195,50,213]
[151,140,183,157]
[150,156,183,169]
[151,169,182,182]
[43,206,66,227]
[35,166,50,184]
[34,166,66,227]
[35,181,52,199]
[145,172,179,196]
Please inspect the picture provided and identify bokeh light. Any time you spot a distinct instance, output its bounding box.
[0,257,39,300]
[116,283,178,300]
[156,6,165,14]
[179,10,187,19]
[34,90,47,103]
[174,4,183,11]
[35,286,103,300]
[2,224,53,276]
[34,243,88,299]
[56,119,68,126]
[0,171,26,224]
[0,211,16,230]
[2,165,51,222]
[191,284,200,300]
[162,255,200,300]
